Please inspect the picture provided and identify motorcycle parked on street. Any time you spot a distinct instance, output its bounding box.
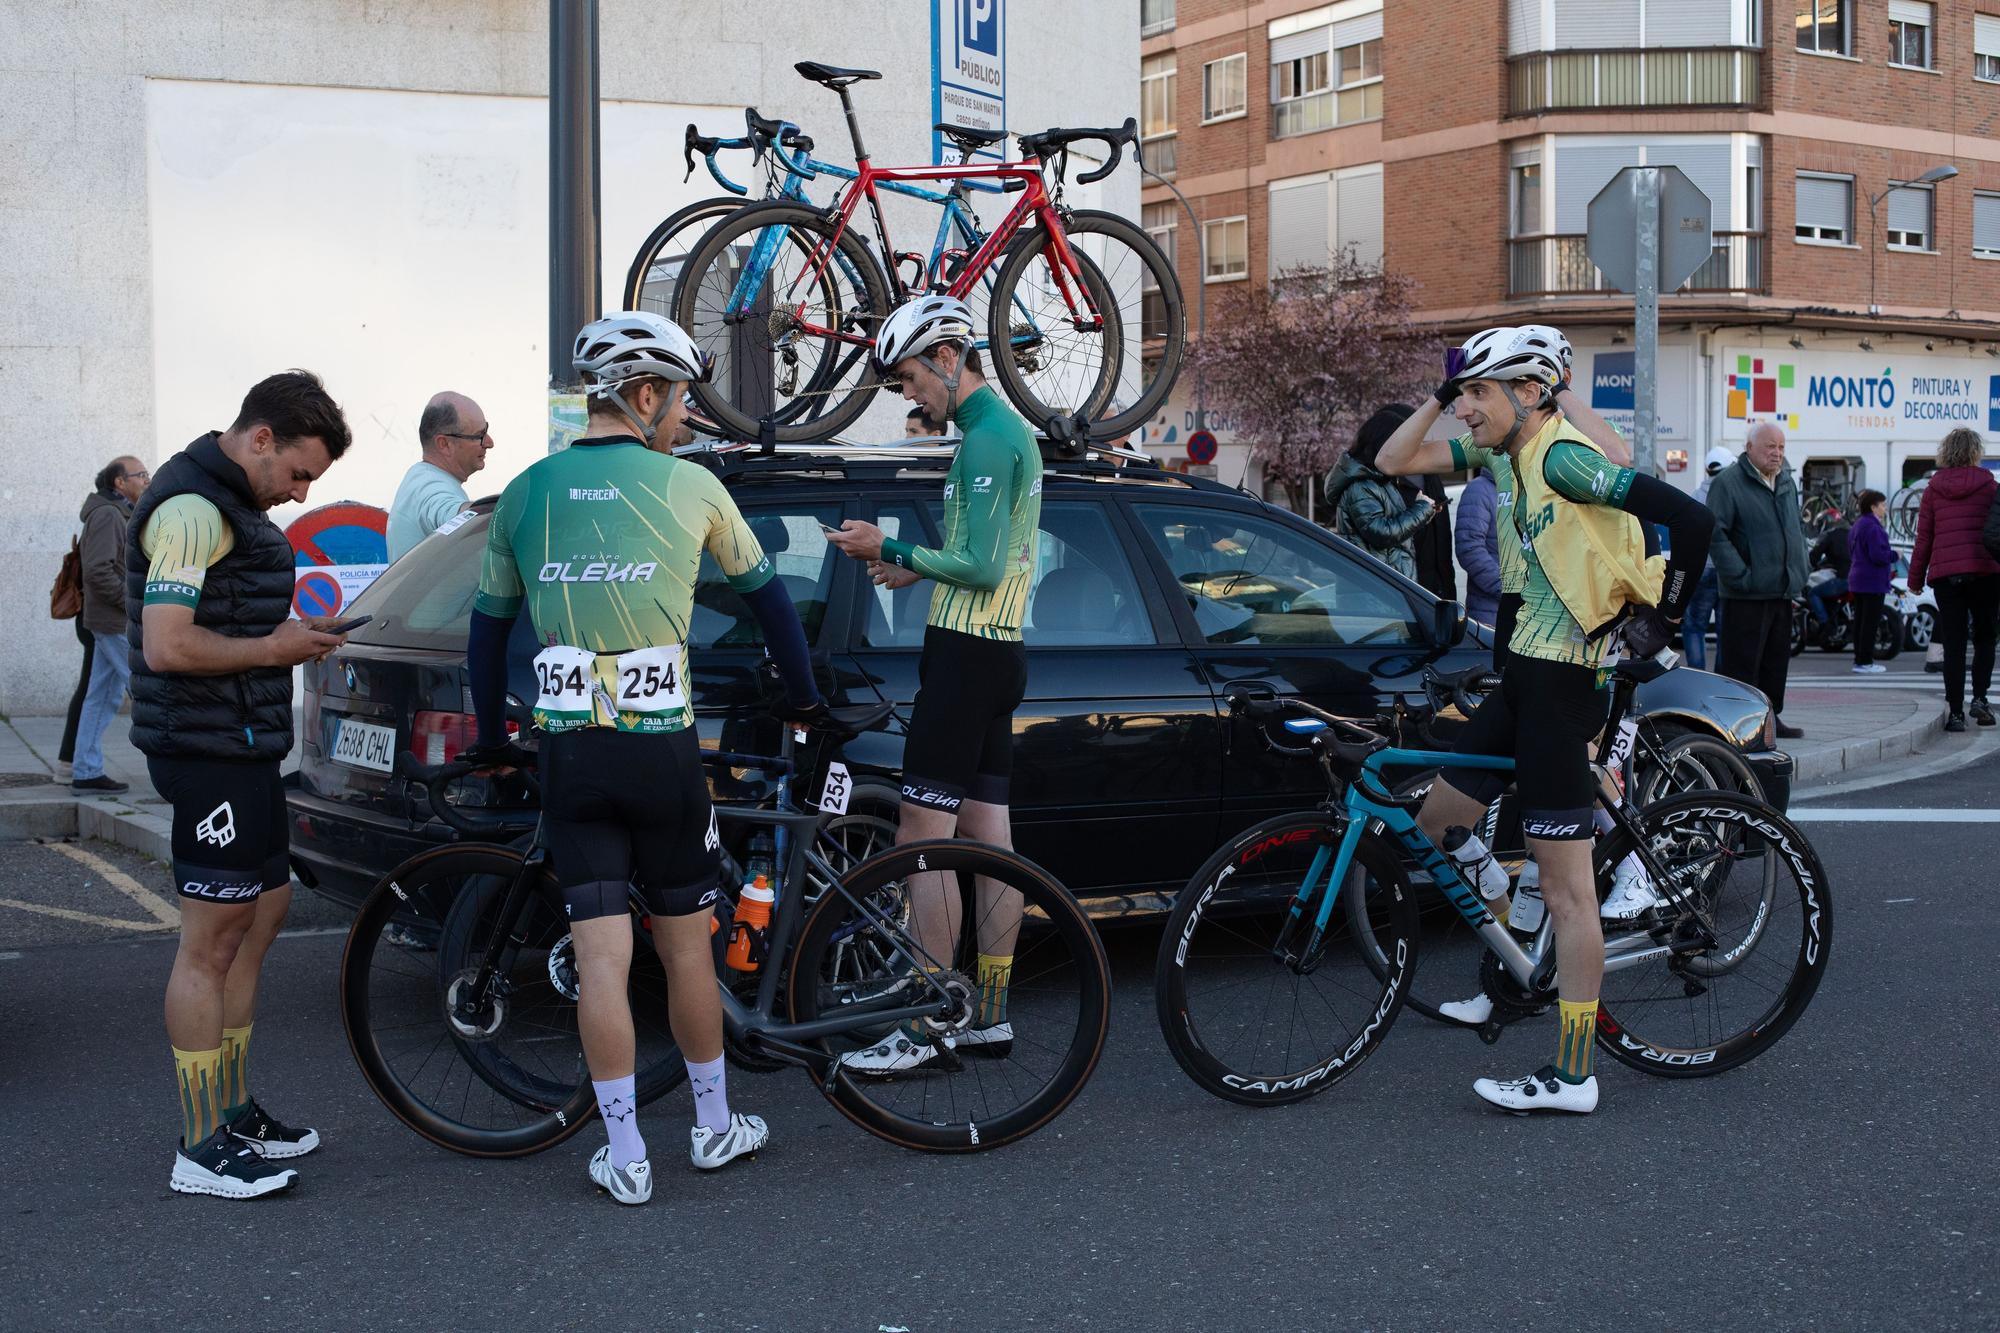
[1791,567,1905,660]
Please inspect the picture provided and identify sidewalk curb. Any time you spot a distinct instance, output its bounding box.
[1788,700,1946,786]
[77,800,174,863]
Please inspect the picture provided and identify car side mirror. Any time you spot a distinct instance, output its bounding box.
[1433,599,1466,647]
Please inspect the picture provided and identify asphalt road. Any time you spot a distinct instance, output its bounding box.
[2,747,1995,1332]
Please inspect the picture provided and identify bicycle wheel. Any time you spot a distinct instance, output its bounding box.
[787,840,1110,1151]
[1632,732,1764,805]
[1157,812,1418,1106]
[675,200,890,443]
[340,845,687,1157]
[1591,791,1830,1078]
[623,196,754,317]
[986,209,1183,441]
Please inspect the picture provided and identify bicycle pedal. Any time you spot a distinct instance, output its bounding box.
[1475,1020,1505,1046]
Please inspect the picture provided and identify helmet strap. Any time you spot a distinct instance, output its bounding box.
[920,343,966,421]
[604,380,674,445]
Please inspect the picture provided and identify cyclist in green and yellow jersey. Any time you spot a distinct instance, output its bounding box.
[463,312,824,1205]
[825,295,1042,1073]
[1377,326,1713,1115]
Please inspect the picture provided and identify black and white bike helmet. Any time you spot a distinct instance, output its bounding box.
[1454,326,1566,394]
[572,311,712,443]
[874,295,975,373]
[1513,324,1573,383]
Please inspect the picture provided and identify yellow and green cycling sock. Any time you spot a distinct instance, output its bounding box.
[975,953,1013,1028]
[1554,998,1598,1084]
[173,1045,224,1147]
[219,1023,253,1122]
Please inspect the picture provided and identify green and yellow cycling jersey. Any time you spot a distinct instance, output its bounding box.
[879,385,1043,642]
[474,436,773,732]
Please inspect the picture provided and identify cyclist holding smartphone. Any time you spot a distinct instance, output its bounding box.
[1376,327,1712,1114]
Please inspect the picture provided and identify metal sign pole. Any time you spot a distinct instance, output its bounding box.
[549,0,600,390]
[1632,167,1660,480]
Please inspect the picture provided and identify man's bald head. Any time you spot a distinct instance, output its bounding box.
[1744,420,1786,479]
[418,390,492,482]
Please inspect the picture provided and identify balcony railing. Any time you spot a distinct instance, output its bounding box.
[1508,232,1766,296]
[1271,84,1382,139]
[1508,46,1761,114]
[1141,133,1176,177]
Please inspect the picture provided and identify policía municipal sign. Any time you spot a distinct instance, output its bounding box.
[932,0,1006,164]
[1721,347,1997,442]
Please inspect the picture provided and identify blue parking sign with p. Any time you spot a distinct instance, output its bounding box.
[960,0,998,54]
[1989,374,2000,432]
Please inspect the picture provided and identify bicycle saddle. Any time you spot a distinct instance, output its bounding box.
[795,61,881,87]
[936,123,1008,150]
[824,701,896,737]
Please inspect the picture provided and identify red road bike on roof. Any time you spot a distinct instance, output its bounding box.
[672,60,1185,445]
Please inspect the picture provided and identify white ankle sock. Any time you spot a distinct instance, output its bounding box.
[686,1055,729,1135]
[592,1074,645,1167]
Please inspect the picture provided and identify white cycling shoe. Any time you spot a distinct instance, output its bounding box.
[1600,857,1663,921]
[953,1022,1013,1057]
[838,1029,950,1076]
[690,1113,768,1170]
[1473,1065,1598,1114]
[588,1147,652,1205]
[1439,993,1495,1025]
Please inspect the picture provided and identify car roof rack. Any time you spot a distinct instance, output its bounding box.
[673,434,1239,495]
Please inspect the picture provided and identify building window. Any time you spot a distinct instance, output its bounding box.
[1511,161,1543,236]
[1142,0,1175,37]
[1888,2,1933,68]
[1202,54,1247,122]
[1976,14,2000,80]
[1795,0,1850,55]
[1335,38,1383,123]
[1143,203,1179,338]
[1885,182,1935,250]
[1203,216,1248,282]
[1274,49,1330,102]
[1974,192,2000,257]
[1795,171,1853,243]
[1745,161,1762,232]
[1142,52,1176,173]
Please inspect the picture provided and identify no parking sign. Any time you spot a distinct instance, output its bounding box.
[285,503,389,619]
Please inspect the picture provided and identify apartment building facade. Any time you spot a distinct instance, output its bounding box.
[1140,0,2000,502]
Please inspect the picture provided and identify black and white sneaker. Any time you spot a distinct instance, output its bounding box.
[954,1022,1013,1057]
[228,1099,321,1159]
[588,1148,653,1205]
[690,1113,768,1171]
[1472,1065,1598,1114]
[171,1127,299,1199]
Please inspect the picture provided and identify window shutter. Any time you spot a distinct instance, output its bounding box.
[1508,0,1544,54]
[1271,25,1330,64]
[1332,11,1383,46]
[1643,0,1732,46]
[1977,13,2000,55]
[1795,174,1848,233]
[1645,143,1734,221]
[1554,143,1643,232]
[1551,0,1638,48]
[1268,176,1332,277]
[1973,194,2000,252]
[1334,170,1385,268]
[1886,186,1930,238]
[1888,0,1931,25]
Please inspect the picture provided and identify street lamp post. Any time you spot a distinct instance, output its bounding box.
[549,0,601,390]
[1141,159,1204,433]
[1868,162,1957,317]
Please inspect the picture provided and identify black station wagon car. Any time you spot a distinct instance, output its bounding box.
[288,442,1790,914]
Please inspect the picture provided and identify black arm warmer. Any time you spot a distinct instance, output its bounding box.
[467,608,515,748]
[741,579,821,708]
[1617,473,1714,621]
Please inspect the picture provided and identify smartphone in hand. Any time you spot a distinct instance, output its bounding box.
[323,615,372,635]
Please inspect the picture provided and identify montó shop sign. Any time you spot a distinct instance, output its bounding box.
[1722,346,2000,441]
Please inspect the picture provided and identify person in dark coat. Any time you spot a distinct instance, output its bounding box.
[69,457,149,792]
[1323,404,1441,581]
[1706,422,1810,737]
[1846,490,1894,673]
[1454,468,1501,626]
[1908,428,2000,729]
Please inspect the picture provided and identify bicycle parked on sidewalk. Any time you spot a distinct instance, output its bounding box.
[1154,662,1831,1107]
[340,705,1110,1155]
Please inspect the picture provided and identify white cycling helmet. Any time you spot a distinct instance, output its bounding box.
[874,295,975,373]
[1513,324,1573,382]
[1454,326,1566,393]
[574,311,713,392]
[573,311,711,444]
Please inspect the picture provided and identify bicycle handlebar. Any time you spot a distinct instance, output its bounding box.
[396,752,538,840]
[1017,117,1140,185]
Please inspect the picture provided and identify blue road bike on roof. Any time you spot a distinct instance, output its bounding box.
[1154,668,1831,1107]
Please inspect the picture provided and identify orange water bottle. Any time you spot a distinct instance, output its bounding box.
[726,876,774,972]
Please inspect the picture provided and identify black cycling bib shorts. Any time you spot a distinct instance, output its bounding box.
[149,757,291,902]
[1437,655,1610,841]
[900,626,1029,813]
[540,726,721,922]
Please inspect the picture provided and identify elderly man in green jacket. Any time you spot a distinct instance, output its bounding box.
[1706,421,1810,738]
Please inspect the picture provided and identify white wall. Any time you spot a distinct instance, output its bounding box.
[0,0,1136,714]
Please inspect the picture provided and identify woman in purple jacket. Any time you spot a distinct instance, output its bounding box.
[1908,428,2000,730]
[1846,489,1894,674]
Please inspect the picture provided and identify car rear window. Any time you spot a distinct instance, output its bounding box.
[347,510,489,649]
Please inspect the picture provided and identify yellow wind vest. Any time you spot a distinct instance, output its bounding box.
[1510,417,1665,641]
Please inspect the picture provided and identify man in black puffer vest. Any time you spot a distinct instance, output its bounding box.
[130,371,353,1200]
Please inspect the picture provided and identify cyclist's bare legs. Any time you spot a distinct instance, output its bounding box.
[1416,779,1489,845]
[1528,835,1602,998]
[649,910,723,1064]
[573,915,636,1077]
[221,884,290,1029]
[897,800,963,971]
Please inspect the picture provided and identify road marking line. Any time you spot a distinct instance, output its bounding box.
[0,897,173,931]
[1787,808,2000,822]
[44,841,180,925]
[1885,897,1917,903]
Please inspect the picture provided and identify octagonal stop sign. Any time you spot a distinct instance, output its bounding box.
[1586,166,1714,294]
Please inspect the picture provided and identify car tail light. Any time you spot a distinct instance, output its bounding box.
[409,712,517,766]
